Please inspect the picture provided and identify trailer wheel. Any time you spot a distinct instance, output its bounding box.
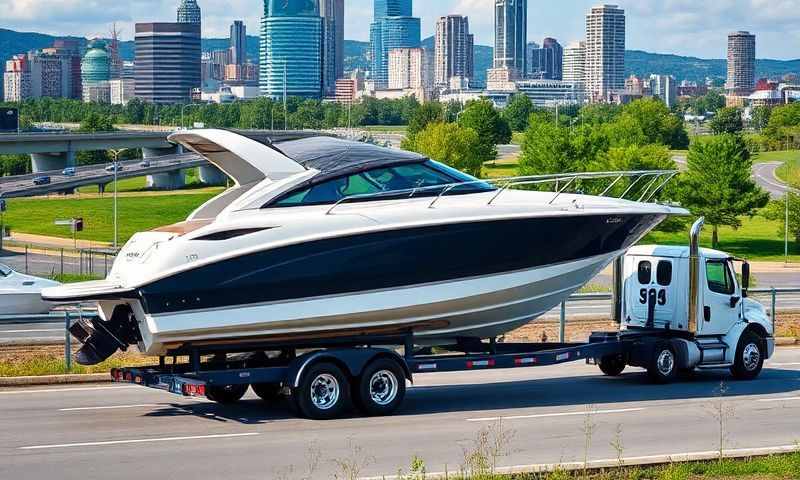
[252,383,283,403]
[354,358,406,417]
[206,384,249,404]
[598,355,626,377]
[647,342,678,384]
[731,331,765,381]
[292,362,351,420]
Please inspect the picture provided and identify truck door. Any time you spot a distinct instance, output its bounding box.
[700,259,739,335]
[628,257,675,328]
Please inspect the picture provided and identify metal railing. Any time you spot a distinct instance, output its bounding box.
[326,170,680,215]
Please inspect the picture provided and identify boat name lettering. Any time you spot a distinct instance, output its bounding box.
[185,254,199,263]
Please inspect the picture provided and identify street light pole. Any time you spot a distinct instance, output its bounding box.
[283,62,288,131]
[787,191,790,266]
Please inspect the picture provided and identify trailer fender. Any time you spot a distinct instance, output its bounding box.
[670,338,701,370]
[287,349,412,388]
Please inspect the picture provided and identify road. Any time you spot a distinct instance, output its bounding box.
[752,162,799,198]
[0,348,798,479]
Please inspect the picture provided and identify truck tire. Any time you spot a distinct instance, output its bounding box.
[292,362,351,420]
[354,358,406,417]
[598,355,626,376]
[252,383,283,403]
[206,384,249,404]
[647,342,678,384]
[731,331,765,381]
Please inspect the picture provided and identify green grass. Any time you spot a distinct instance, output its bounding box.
[645,216,799,262]
[48,273,103,284]
[483,162,519,179]
[4,193,216,244]
[363,125,407,133]
[752,149,800,165]
[78,176,148,194]
[511,132,525,146]
[775,157,800,188]
[0,353,153,377]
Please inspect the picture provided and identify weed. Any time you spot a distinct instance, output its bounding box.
[331,439,375,480]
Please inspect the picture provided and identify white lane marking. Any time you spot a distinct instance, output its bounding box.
[757,396,800,403]
[769,362,800,367]
[0,386,137,396]
[466,407,645,422]
[59,404,161,412]
[1,329,62,334]
[19,432,260,450]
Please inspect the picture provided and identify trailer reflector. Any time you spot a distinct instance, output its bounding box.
[556,353,570,361]
[417,363,437,371]
[466,359,495,369]
[515,357,537,365]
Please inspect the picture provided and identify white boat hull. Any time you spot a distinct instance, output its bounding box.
[0,292,55,316]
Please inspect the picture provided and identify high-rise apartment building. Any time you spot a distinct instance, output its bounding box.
[3,55,31,102]
[388,48,427,89]
[320,0,345,95]
[649,74,677,108]
[370,0,421,88]
[229,21,247,66]
[434,15,474,88]
[527,37,563,80]
[177,0,202,24]
[726,31,755,96]
[493,0,527,76]
[260,0,323,99]
[585,4,625,102]
[135,22,202,104]
[43,40,83,99]
[562,41,585,87]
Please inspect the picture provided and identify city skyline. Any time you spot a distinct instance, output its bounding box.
[0,0,797,60]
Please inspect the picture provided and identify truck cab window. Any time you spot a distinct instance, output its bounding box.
[656,261,672,286]
[706,260,734,295]
[638,261,652,284]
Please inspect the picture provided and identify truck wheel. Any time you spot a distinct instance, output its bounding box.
[647,342,678,384]
[292,362,351,420]
[252,383,283,403]
[731,332,765,381]
[598,355,626,376]
[354,358,406,417]
[206,384,249,404]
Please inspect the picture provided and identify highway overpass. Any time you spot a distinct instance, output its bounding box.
[0,130,323,197]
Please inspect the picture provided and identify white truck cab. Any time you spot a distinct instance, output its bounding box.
[597,218,775,382]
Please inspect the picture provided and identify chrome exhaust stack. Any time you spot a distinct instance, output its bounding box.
[688,217,705,334]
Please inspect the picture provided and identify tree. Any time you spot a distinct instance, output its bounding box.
[691,90,725,115]
[750,105,771,132]
[679,134,770,247]
[78,112,115,132]
[619,98,689,149]
[518,121,579,175]
[709,107,743,135]
[765,102,800,147]
[761,193,800,251]
[458,99,512,161]
[503,94,534,132]
[407,102,443,136]
[405,122,486,177]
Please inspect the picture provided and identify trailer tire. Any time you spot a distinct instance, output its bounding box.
[731,331,765,381]
[252,383,283,403]
[598,355,626,376]
[292,362,351,420]
[206,384,249,404]
[354,358,406,417]
[647,342,678,384]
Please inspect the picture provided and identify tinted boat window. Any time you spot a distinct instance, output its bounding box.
[638,261,652,284]
[656,261,672,286]
[270,161,482,207]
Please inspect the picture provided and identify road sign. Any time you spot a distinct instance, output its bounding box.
[0,108,19,133]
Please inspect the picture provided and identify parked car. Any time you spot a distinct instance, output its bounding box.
[139,160,151,168]
[62,167,76,176]
[33,176,51,186]
[105,163,124,173]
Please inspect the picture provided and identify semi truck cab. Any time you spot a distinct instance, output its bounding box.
[600,218,775,382]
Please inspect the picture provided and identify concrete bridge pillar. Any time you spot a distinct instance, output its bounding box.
[143,146,185,190]
[198,166,228,186]
[30,151,76,173]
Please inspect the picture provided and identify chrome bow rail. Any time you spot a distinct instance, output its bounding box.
[326,170,679,215]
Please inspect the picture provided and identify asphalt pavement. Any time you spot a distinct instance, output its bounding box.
[0,348,798,479]
[752,162,800,199]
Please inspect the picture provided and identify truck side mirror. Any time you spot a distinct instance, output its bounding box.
[741,262,750,297]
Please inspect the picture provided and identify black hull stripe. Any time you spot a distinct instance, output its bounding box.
[140,214,665,315]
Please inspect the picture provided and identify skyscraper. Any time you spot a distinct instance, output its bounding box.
[493,0,527,76]
[562,41,585,87]
[135,22,202,104]
[434,15,474,88]
[726,31,756,96]
[370,0,421,89]
[177,0,202,24]
[229,21,247,66]
[527,38,563,80]
[585,4,625,102]
[388,48,427,93]
[320,0,345,95]
[82,40,111,102]
[260,0,323,99]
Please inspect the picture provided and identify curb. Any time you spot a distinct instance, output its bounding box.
[0,373,110,387]
[776,337,799,346]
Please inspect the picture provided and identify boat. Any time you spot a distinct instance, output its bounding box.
[0,264,59,315]
[42,129,687,365]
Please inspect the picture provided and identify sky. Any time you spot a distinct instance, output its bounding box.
[0,0,798,60]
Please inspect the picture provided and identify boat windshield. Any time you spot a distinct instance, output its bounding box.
[268,160,494,208]
[0,264,11,277]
